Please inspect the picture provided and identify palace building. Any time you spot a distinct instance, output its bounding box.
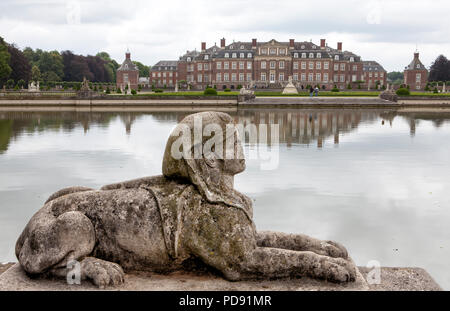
[404,52,428,90]
[150,38,386,91]
[149,61,178,88]
[116,50,139,91]
[362,61,387,90]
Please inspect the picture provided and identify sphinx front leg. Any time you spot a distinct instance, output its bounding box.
[256,231,348,259]
[240,247,356,282]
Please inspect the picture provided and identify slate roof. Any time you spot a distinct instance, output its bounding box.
[405,54,427,71]
[151,61,178,71]
[363,61,386,72]
[117,57,139,71]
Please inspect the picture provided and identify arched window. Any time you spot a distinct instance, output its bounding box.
[240,53,244,58]
[294,53,298,58]
[317,53,321,58]
[309,53,314,58]
[224,53,229,58]
[240,45,244,49]
[187,57,191,62]
[232,53,237,58]
[247,53,252,58]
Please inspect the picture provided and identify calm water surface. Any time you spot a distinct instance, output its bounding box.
[1,107,450,289]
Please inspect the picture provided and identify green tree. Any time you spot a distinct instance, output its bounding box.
[37,50,64,82]
[0,37,12,87]
[133,61,150,77]
[31,65,41,83]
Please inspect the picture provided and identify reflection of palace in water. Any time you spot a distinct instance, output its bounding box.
[233,110,379,148]
[2,109,450,153]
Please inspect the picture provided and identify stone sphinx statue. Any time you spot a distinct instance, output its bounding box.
[15,112,356,288]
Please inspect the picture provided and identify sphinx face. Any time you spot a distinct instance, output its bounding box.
[223,127,246,176]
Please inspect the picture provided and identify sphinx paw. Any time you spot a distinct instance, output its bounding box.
[322,258,356,283]
[323,240,349,259]
[81,257,125,288]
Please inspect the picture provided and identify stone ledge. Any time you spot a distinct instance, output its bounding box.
[0,263,441,291]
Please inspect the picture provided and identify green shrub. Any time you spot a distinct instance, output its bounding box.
[347,83,352,90]
[154,89,163,93]
[433,87,438,93]
[237,84,243,90]
[106,87,110,94]
[131,89,137,95]
[224,88,231,92]
[396,88,410,96]
[116,88,122,94]
[331,87,340,92]
[203,87,218,95]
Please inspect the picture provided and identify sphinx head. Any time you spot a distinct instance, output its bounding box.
[162,111,245,204]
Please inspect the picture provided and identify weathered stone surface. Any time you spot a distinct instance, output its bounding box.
[15,111,358,288]
[0,264,441,291]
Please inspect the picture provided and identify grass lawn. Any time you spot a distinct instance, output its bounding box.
[254,91,381,97]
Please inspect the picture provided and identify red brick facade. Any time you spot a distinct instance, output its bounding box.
[116,51,139,91]
[151,38,384,90]
[404,52,428,91]
[149,61,178,88]
[362,61,387,90]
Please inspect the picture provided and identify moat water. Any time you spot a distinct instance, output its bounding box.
[1,107,450,289]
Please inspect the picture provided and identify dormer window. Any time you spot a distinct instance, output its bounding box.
[317,53,321,58]
[240,45,244,49]
[294,53,298,58]
[416,64,420,69]
[124,64,128,69]
[240,53,244,58]
[224,53,229,58]
[335,55,339,61]
[230,45,234,49]
[350,57,354,62]
[309,53,314,58]
[187,57,191,62]
[205,55,209,60]
[301,45,305,49]
[247,53,252,58]
[301,53,306,58]
[232,53,237,58]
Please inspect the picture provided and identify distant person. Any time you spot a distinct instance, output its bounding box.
[314,86,319,96]
[309,86,314,97]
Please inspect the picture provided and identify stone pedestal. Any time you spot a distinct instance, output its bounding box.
[0,263,441,291]
[282,77,298,95]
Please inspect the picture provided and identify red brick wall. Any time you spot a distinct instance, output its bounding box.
[116,71,139,90]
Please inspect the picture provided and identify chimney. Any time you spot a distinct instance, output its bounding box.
[201,42,206,52]
[252,38,257,49]
[414,52,420,59]
[289,39,294,49]
[337,42,342,51]
[126,49,131,59]
[220,38,226,48]
[320,39,326,49]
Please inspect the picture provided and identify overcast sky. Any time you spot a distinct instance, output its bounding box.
[1,0,449,72]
